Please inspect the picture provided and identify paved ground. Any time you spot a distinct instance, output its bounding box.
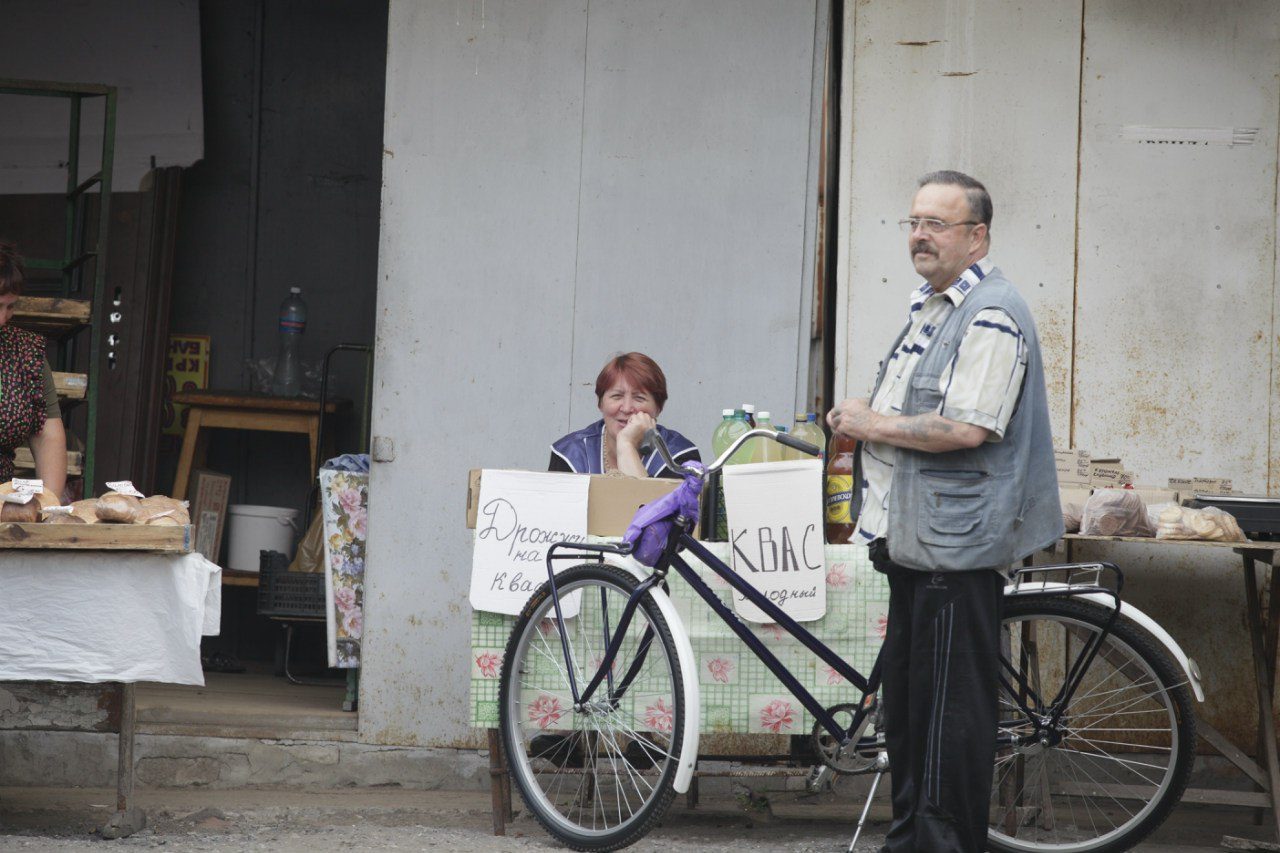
[0,786,1271,851]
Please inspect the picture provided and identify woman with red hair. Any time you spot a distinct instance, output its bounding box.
[549,352,699,478]
[0,242,67,499]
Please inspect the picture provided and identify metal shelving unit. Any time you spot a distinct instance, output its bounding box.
[0,78,117,491]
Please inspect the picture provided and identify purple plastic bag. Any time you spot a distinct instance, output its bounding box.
[622,464,703,567]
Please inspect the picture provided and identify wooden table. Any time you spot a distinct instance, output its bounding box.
[171,390,348,500]
[1064,534,1280,839]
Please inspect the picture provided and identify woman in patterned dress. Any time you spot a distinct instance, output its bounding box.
[0,242,66,500]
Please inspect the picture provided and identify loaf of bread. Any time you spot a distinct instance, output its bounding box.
[0,482,58,510]
[139,495,190,525]
[46,512,87,525]
[0,498,41,523]
[69,499,99,523]
[95,492,141,524]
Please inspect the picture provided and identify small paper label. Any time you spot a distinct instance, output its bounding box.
[11,478,43,495]
[105,480,145,498]
[44,505,74,515]
[1,493,34,505]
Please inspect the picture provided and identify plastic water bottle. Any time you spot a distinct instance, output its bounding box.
[752,411,780,463]
[776,424,793,460]
[271,287,307,396]
[711,409,734,458]
[714,409,752,539]
[792,413,826,462]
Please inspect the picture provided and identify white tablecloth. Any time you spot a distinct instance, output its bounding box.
[0,552,221,685]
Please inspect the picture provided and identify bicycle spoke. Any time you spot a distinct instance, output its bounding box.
[990,603,1192,853]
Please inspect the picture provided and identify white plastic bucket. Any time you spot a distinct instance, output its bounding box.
[226,504,300,572]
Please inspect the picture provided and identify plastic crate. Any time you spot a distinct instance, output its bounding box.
[256,549,325,618]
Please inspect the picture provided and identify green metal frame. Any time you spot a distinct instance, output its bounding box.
[0,78,117,491]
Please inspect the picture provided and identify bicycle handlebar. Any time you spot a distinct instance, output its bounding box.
[644,426,822,478]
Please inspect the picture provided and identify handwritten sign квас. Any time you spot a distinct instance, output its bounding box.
[722,459,827,623]
[469,470,590,616]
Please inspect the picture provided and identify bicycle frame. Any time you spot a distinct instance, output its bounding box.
[537,427,1132,755]
[543,533,1133,759]
[544,520,882,749]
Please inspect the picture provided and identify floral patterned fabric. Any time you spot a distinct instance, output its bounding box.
[0,326,49,479]
[320,469,367,668]
[470,543,889,735]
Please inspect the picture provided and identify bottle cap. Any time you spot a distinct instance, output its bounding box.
[795,413,806,422]
[742,403,755,413]
[290,286,301,294]
[722,409,733,417]
[776,424,788,433]
[758,411,771,420]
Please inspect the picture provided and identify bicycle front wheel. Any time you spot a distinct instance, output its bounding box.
[988,596,1195,853]
[499,562,685,852]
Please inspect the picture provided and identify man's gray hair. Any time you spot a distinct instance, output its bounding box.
[918,170,993,229]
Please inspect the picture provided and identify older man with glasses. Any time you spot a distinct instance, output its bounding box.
[828,170,1062,853]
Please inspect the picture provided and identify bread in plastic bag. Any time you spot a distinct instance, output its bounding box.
[1080,488,1155,537]
[95,492,141,523]
[140,495,190,526]
[1062,500,1084,533]
[1155,504,1245,542]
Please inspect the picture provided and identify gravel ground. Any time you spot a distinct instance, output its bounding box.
[0,787,879,852]
[0,785,1259,851]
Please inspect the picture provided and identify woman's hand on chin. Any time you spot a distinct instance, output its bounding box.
[617,412,656,448]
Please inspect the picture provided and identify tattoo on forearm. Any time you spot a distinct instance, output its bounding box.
[886,414,967,451]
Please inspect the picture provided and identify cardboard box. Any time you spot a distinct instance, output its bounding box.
[467,469,681,537]
[1054,448,1091,484]
[1089,463,1134,488]
[1123,486,1179,506]
[1167,476,1234,497]
[1059,485,1093,508]
[1192,476,1234,495]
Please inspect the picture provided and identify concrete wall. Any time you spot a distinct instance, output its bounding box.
[835,0,1280,746]
[365,0,826,747]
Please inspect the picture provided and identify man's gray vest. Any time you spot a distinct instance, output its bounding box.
[871,269,1063,572]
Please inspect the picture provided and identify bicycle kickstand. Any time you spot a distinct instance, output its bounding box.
[846,769,884,853]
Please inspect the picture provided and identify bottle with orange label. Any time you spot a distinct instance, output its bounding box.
[824,432,857,544]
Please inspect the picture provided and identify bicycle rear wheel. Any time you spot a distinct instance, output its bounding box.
[988,596,1195,853]
[499,562,684,852]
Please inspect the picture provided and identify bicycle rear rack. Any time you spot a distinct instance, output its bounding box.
[1007,561,1122,608]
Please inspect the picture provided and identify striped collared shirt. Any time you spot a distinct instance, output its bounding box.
[855,257,1028,544]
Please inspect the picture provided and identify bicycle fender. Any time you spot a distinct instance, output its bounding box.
[1005,583,1205,702]
[611,557,702,793]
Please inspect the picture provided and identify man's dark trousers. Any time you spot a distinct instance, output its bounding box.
[870,539,1004,853]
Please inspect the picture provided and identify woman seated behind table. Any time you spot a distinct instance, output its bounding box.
[549,352,699,479]
[0,242,67,500]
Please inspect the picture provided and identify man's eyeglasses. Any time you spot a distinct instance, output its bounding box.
[898,217,979,234]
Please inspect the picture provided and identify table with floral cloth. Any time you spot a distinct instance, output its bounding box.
[469,543,888,736]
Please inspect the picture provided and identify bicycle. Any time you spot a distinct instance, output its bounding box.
[498,428,1203,852]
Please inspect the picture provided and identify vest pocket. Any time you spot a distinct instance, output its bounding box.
[917,469,994,546]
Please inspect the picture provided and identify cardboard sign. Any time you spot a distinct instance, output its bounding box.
[469,470,590,616]
[722,459,826,623]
